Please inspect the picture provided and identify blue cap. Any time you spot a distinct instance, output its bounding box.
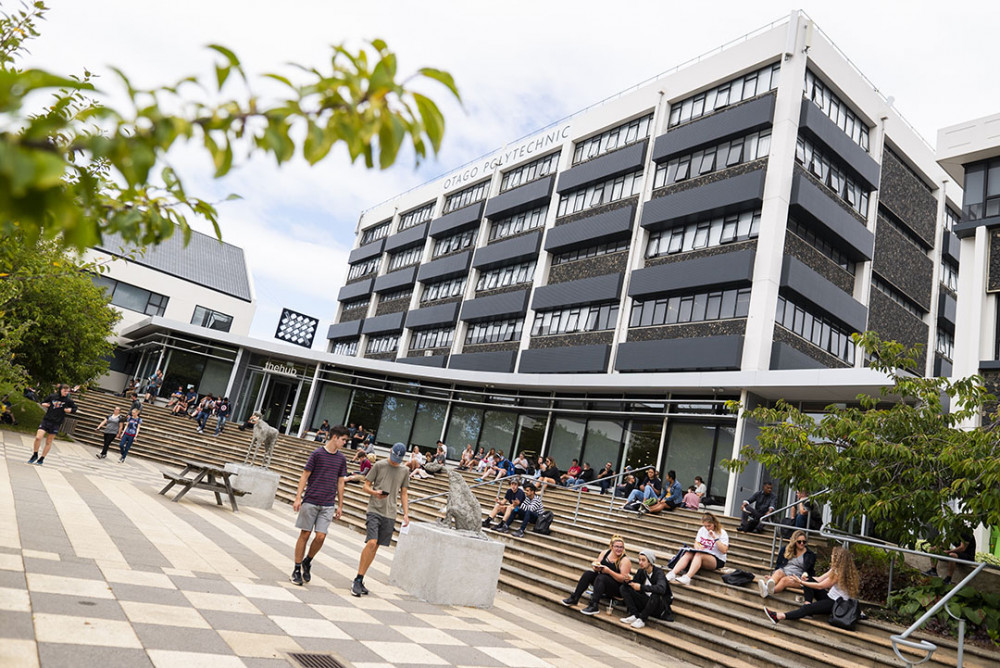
[390,442,407,464]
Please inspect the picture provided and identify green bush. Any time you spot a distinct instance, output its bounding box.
[851,544,922,604]
[0,383,45,435]
[888,579,1000,646]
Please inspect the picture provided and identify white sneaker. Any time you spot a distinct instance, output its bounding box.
[676,574,691,586]
[666,572,676,582]
[758,579,769,598]
[620,615,637,624]
[631,618,646,629]
[766,578,775,596]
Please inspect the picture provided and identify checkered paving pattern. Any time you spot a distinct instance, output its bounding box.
[1,430,693,668]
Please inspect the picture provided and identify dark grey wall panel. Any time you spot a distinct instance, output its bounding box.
[615,336,744,372]
[942,230,961,265]
[396,355,448,368]
[405,302,460,329]
[519,344,611,373]
[429,201,485,238]
[556,140,647,193]
[780,256,867,332]
[460,289,530,322]
[348,238,385,264]
[448,350,517,373]
[472,230,542,270]
[383,222,429,252]
[628,249,755,299]
[327,319,362,340]
[789,171,874,260]
[652,94,775,162]
[484,176,554,219]
[361,311,405,335]
[338,278,374,301]
[934,355,952,378]
[640,169,766,230]
[544,204,635,253]
[532,273,623,310]
[799,100,880,189]
[770,341,828,370]
[954,214,1000,239]
[416,251,472,282]
[373,266,418,293]
[938,291,957,327]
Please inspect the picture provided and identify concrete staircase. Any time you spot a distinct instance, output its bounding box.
[69,391,997,668]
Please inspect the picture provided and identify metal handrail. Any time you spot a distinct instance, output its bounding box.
[408,471,512,508]
[754,489,829,569]
[569,465,657,523]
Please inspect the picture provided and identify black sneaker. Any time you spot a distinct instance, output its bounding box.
[35,457,44,465]
[512,529,525,538]
[301,560,311,583]
[580,604,600,616]
[358,580,370,595]
[482,517,493,527]
[291,569,303,586]
[495,524,509,533]
[351,579,364,597]
[561,597,578,606]
[27,453,38,464]
[763,607,780,625]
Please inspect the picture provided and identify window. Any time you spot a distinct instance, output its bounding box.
[332,339,359,356]
[365,334,400,355]
[940,261,958,292]
[387,245,423,271]
[443,181,488,214]
[936,329,954,360]
[961,158,1000,221]
[630,288,750,328]
[794,136,871,218]
[378,288,412,303]
[475,261,535,291]
[421,276,466,303]
[668,63,781,127]
[803,70,870,151]
[787,219,857,275]
[360,220,390,245]
[556,169,644,217]
[410,327,455,351]
[432,229,476,258]
[653,131,770,189]
[871,275,925,317]
[91,275,168,316]
[488,205,547,242]
[647,209,760,258]
[191,306,233,332]
[347,257,380,281]
[573,114,653,165]
[944,208,960,232]
[500,152,560,192]
[465,318,524,345]
[531,302,619,337]
[398,202,434,231]
[341,297,369,313]
[552,238,630,265]
[774,295,856,364]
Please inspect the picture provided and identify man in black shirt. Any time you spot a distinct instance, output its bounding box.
[738,481,777,533]
[28,384,77,465]
[620,548,673,628]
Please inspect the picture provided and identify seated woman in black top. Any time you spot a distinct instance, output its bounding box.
[562,535,632,615]
[759,530,816,599]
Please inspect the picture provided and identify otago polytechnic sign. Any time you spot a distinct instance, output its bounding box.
[443,123,572,191]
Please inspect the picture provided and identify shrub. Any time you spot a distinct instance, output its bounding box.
[888,579,1000,647]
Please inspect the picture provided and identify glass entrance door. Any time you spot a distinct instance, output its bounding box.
[261,378,296,431]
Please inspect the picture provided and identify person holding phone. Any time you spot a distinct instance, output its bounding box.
[562,535,632,615]
[352,442,410,597]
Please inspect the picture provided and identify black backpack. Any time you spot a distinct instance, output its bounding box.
[532,510,555,534]
[721,570,755,586]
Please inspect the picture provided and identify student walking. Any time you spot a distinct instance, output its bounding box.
[95,407,124,459]
[352,442,410,597]
[117,408,142,462]
[291,425,349,586]
[28,384,77,465]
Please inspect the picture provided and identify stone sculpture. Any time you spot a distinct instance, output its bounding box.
[440,469,484,535]
[244,412,279,469]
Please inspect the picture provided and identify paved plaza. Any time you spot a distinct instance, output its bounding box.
[0,430,691,668]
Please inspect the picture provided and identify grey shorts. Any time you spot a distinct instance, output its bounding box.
[295,502,336,534]
[366,512,394,546]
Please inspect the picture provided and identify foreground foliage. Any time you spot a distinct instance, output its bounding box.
[887,579,1000,646]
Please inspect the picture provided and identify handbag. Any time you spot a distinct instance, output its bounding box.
[828,597,861,630]
[666,547,688,570]
[721,570,755,586]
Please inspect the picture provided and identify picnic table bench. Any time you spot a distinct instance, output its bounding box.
[159,460,247,512]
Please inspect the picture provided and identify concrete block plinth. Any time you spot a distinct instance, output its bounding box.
[390,522,505,607]
[223,463,280,510]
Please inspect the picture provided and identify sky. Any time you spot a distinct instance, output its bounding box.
[23,0,1000,347]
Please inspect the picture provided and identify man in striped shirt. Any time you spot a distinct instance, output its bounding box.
[291,425,349,585]
[511,482,546,537]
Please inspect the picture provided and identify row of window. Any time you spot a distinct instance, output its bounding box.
[347,257,380,281]
[476,260,536,292]
[961,158,1000,221]
[787,218,856,275]
[500,152,560,193]
[92,275,169,316]
[398,202,434,231]
[668,62,781,128]
[936,329,954,359]
[378,288,411,303]
[552,238,630,266]
[466,318,524,345]
[531,302,619,337]
[652,130,771,189]
[332,339,359,356]
[433,228,477,258]
[410,327,455,351]
[341,297,369,312]
[421,276,466,303]
[443,180,489,214]
[871,275,924,318]
[774,295,856,364]
[646,209,760,258]
[488,205,547,242]
[366,334,400,355]
[630,287,751,328]
[572,115,652,165]
[941,262,958,292]
[803,69,870,151]
[360,220,390,245]
[795,136,870,218]
[556,169,644,218]
[387,245,424,272]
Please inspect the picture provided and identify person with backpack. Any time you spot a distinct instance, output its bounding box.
[562,535,632,615]
[620,548,674,628]
[510,482,548,537]
[764,547,860,625]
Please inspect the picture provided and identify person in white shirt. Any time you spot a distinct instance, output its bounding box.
[665,513,730,586]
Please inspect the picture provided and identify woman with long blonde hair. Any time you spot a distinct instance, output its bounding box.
[758,530,816,599]
[666,513,730,586]
[764,546,860,624]
[562,535,632,615]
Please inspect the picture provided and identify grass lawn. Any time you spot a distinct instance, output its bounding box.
[1,383,46,434]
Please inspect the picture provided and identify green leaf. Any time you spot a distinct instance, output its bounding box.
[412,92,444,153]
[418,67,460,100]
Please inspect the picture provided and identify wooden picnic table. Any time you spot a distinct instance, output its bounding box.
[158,460,246,512]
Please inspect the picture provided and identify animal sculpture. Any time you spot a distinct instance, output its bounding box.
[244,412,279,469]
[441,469,484,534]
